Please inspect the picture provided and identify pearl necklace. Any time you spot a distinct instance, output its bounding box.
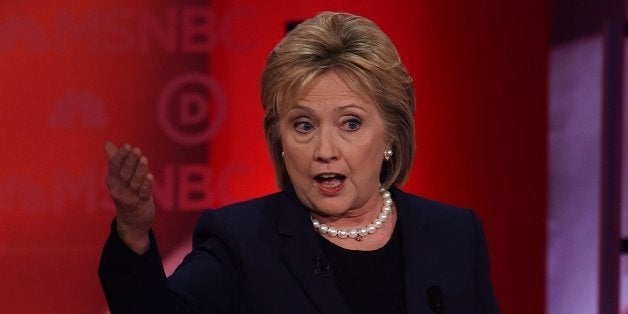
[311,189,393,241]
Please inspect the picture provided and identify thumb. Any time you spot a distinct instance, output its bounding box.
[103,141,118,160]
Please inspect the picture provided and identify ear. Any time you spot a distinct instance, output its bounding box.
[383,144,393,161]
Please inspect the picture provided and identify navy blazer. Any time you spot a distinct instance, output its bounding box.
[99,187,499,313]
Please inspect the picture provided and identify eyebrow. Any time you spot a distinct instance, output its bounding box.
[288,105,315,114]
[289,103,368,114]
[334,104,368,113]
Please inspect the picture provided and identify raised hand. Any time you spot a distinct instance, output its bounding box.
[104,142,155,254]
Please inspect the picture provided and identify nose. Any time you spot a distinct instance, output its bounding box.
[314,125,339,163]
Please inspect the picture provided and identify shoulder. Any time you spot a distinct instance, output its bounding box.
[392,187,482,234]
[393,187,490,265]
[393,188,476,218]
[193,189,306,238]
[188,192,287,256]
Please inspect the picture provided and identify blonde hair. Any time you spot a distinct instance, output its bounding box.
[261,11,416,190]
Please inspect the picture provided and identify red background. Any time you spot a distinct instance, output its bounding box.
[0,1,547,313]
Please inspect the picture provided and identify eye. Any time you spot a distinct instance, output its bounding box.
[294,120,315,133]
[341,118,361,131]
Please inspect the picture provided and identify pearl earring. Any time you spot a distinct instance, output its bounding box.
[281,151,285,158]
[384,149,393,161]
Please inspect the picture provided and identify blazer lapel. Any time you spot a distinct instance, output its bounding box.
[393,188,440,314]
[275,189,351,314]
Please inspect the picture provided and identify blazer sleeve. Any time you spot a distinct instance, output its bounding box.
[98,220,182,314]
[98,213,240,314]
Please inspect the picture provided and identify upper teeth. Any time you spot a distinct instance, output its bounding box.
[319,174,336,178]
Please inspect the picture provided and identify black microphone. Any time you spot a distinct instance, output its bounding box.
[426,285,444,313]
[314,257,331,277]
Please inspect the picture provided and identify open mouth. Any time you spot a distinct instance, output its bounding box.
[314,174,346,195]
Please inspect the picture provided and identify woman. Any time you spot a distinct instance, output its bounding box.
[99,11,499,314]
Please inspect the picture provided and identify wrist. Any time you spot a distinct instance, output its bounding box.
[115,219,150,254]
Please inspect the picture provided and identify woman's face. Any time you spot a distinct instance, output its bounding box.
[279,71,387,218]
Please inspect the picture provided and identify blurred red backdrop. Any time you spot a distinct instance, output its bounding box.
[0,0,547,313]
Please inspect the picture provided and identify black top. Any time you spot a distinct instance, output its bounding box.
[319,222,407,314]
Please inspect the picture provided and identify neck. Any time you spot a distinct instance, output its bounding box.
[320,207,397,251]
[311,189,394,243]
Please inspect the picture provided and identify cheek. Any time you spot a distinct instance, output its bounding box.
[282,148,308,179]
[357,137,385,158]
[347,142,385,175]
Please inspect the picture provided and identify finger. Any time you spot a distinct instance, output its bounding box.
[103,141,118,160]
[138,173,154,200]
[109,143,131,174]
[119,147,142,182]
[129,156,149,192]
